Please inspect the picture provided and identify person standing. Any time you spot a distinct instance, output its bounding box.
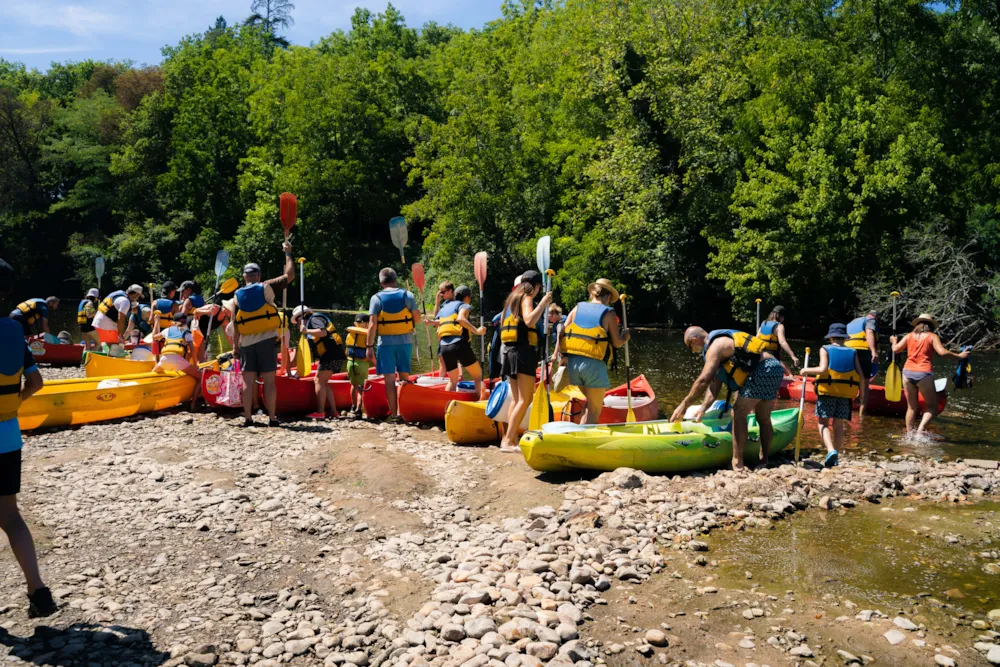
[0,259,57,617]
[77,288,100,350]
[366,268,420,423]
[498,270,552,452]
[670,326,782,470]
[432,281,455,376]
[757,305,799,374]
[153,282,179,331]
[10,297,59,339]
[92,285,144,346]
[345,314,371,418]
[436,286,488,399]
[294,305,347,420]
[799,323,863,467]
[229,241,295,427]
[558,280,630,424]
[890,314,969,434]
[846,310,879,415]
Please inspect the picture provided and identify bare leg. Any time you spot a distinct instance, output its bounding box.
[385,372,398,417]
[466,362,484,401]
[501,374,534,450]
[0,496,45,594]
[731,398,756,470]
[445,367,460,393]
[583,387,606,425]
[261,371,277,420]
[182,364,202,410]
[833,418,845,451]
[903,380,920,432]
[916,375,938,433]
[753,399,775,466]
[858,376,869,416]
[314,370,333,415]
[241,371,258,421]
[817,416,835,453]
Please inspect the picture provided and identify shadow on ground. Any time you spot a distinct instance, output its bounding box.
[0,623,169,666]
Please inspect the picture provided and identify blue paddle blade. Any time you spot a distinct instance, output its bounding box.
[94,256,105,279]
[389,216,408,252]
[214,250,230,277]
[536,235,551,273]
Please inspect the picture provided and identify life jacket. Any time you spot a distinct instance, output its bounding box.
[500,305,539,347]
[560,302,614,361]
[757,320,780,355]
[0,321,24,421]
[705,329,768,391]
[234,284,279,335]
[77,298,96,331]
[154,298,176,327]
[130,305,152,336]
[308,313,345,359]
[375,289,414,337]
[160,326,189,359]
[815,345,861,399]
[846,316,876,351]
[345,326,369,360]
[436,300,467,341]
[13,299,46,331]
[98,291,128,322]
[185,294,205,315]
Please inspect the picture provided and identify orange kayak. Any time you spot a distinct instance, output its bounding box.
[398,376,495,423]
[559,374,659,423]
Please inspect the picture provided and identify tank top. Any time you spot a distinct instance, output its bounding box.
[904,333,934,373]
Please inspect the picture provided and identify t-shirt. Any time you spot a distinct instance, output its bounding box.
[440,303,472,346]
[0,318,37,453]
[368,288,419,347]
[226,275,290,347]
[93,295,132,331]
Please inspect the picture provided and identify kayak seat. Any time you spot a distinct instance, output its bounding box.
[541,421,591,435]
[603,395,654,409]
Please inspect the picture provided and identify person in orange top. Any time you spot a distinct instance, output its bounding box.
[889,313,969,434]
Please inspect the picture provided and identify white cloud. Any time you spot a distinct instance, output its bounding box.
[2,2,119,37]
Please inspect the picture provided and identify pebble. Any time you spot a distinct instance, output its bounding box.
[646,629,668,647]
[893,616,918,631]
[884,629,907,645]
[934,655,956,667]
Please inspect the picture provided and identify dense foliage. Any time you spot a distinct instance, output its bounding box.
[1,0,998,342]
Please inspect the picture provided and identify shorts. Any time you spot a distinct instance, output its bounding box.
[376,344,412,376]
[318,357,343,373]
[566,354,610,389]
[97,327,121,344]
[81,330,100,345]
[157,353,189,372]
[501,344,537,379]
[857,353,873,380]
[903,369,933,384]
[816,395,852,421]
[347,359,370,386]
[240,338,278,374]
[440,340,478,372]
[0,448,22,496]
[740,357,785,401]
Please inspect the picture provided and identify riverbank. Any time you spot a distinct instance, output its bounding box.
[2,372,999,667]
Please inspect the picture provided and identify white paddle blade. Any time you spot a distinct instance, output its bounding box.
[95,256,105,279]
[214,250,230,277]
[536,235,551,273]
[389,216,408,251]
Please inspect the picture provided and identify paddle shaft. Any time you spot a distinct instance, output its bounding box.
[891,292,898,365]
[755,298,761,332]
[621,295,635,422]
[794,347,810,464]
[479,287,485,365]
[203,273,223,354]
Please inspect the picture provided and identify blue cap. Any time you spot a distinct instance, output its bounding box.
[825,323,848,339]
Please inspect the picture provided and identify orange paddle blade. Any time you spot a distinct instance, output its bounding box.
[411,263,426,290]
[279,192,297,234]
[474,252,487,288]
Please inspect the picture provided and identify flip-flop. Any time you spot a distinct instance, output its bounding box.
[824,450,839,468]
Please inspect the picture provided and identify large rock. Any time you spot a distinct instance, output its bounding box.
[499,618,540,641]
[465,617,497,639]
[526,642,559,660]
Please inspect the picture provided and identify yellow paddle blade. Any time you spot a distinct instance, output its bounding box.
[219,277,239,295]
[626,406,636,423]
[296,334,312,378]
[528,381,549,430]
[885,362,902,402]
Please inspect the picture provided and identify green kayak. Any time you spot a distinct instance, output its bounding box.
[518,408,800,473]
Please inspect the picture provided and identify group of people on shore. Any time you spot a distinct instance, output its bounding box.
[672,306,971,471]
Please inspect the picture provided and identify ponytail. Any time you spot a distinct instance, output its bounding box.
[503,283,534,318]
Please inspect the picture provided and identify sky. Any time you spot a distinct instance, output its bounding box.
[0,0,506,71]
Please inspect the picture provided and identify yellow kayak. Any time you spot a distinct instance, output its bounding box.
[19,372,197,431]
[83,352,155,377]
[444,388,577,445]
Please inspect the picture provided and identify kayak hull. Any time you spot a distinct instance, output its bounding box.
[518,408,800,474]
[26,341,84,366]
[18,372,197,431]
[84,352,155,377]
[398,378,492,424]
[201,368,362,414]
[782,376,946,417]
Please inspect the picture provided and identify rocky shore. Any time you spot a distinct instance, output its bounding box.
[1,370,998,667]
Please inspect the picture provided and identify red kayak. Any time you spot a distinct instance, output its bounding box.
[781,375,947,417]
[26,340,84,366]
[398,376,495,424]
[362,372,443,420]
[202,367,374,414]
[560,374,659,423]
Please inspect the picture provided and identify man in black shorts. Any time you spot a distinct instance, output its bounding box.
[436,285,488,399]
[0,259,57,617]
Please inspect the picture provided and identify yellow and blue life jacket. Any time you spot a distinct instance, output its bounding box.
[308,313,345,359]
[78,298,96,331]
[11,298,46,334]
[816,345,861,399]
[234,284,279,335]
[757,320,780,354]
[375,289,414,337]
[185,294,205,315]
[160,325,189,359]
[130,305,152,337]
[98,290,128,322]
[0,320,25,421]
[345,326,369,360]
[706,329,768,391]
[436,300,468,342]
[154,298,176,327]
[561,302,614,361]
[500,306,539,347]
[846,316,876,351]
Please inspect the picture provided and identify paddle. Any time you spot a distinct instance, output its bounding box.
[411,263,435,368]
[389,215,419,362]
[296,258,312,378]
[475,252,487,365]
[620,293,636,423]
[203,250,230,356]
[755,298,761,332]
[794,347,810,464]
[529,236,552,431]
[95,256,105,292]
[279,192,297,375]
[885,291,902,402]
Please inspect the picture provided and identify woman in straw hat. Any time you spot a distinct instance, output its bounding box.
[557,278,630,424]
[890,314,969,434]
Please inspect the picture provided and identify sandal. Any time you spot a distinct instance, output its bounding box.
[268,418,283,428]
[499,444,520,454]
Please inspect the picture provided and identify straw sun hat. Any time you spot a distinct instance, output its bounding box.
[588,278,619,303]
[911,313,938,328]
